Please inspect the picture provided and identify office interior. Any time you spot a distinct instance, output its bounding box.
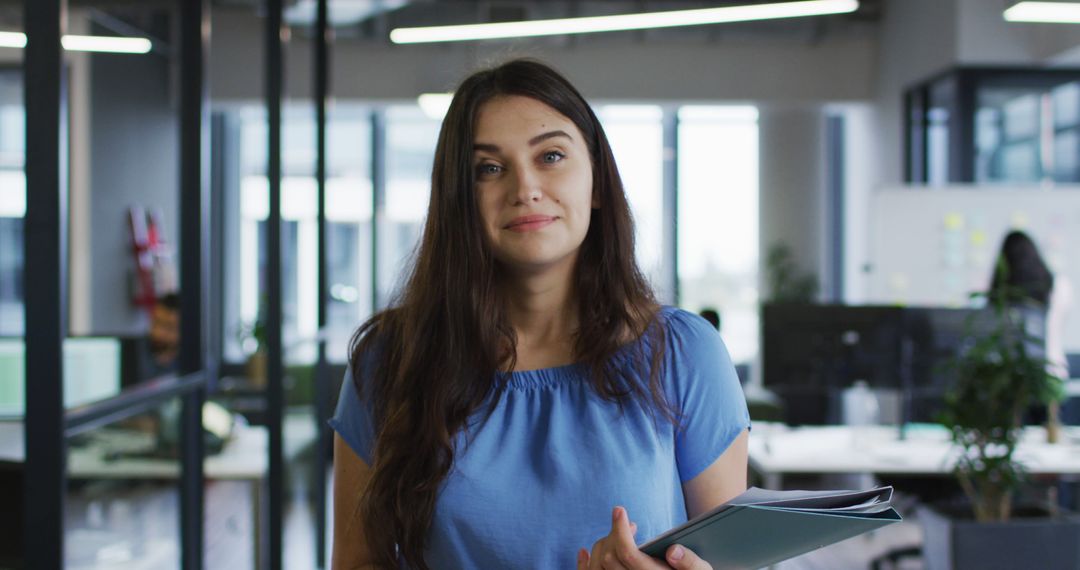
[3,0,1080,568]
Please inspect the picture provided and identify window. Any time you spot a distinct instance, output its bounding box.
[0,71,24,337]
[222,104,373,364]
[324,107,374,361]
[377,106,439,308]
[677,106,760,364]
[597,105,665,293]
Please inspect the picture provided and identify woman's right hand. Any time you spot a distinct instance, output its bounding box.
[577,506,713,570]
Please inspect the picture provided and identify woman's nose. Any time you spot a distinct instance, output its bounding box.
[510,166,543,204]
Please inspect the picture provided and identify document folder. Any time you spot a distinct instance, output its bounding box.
[639,486,902,569]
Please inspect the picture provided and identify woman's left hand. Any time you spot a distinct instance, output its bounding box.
[577,506,713,570]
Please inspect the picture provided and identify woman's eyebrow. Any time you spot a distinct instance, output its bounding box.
[528,130,572,146]
[473,130,573,153]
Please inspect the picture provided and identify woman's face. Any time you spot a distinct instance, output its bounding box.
[472,95,595,275]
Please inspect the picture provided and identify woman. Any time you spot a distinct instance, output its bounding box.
[330,59,750,570]
[988,230,1072,381]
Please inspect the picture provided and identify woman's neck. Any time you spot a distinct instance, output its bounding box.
[501,261,579,369]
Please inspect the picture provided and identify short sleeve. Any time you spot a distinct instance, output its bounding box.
[663,309,751,482]
[328,364,377,464]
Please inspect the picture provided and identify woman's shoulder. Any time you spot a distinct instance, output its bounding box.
[650,306,728,359]
[655,306,721,339]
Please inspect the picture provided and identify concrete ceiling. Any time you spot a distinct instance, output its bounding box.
[0,0,883,44]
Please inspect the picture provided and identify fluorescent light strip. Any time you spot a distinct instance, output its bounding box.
[391,0,859,44]
[62,35,152,54]
[1005,2,1080,23]
[0,31,27,49]
[0,32,152,53]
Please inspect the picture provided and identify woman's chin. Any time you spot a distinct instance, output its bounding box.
[497,251,579,276]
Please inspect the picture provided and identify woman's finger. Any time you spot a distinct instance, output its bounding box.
[608,507,663,569]
[577,547,590,570]
[590,540,605,570]
[665,544,712,570]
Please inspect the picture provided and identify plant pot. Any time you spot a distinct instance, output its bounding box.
[918,503,1080,570]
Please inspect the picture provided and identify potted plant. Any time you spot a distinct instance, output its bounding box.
[764,242,818,304]
[920,282,1073,569]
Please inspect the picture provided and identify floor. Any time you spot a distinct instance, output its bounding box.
[61,408,329,570]
[65,479,327,570]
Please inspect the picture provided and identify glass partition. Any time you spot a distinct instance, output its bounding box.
[223,103,373,367]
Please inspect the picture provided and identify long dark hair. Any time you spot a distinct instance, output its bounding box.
[989,230,1054,306]
[348,59,670,569]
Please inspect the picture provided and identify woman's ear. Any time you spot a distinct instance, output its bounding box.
[591,187,601,209]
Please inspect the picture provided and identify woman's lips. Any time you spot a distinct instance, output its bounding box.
[505,215,556,232]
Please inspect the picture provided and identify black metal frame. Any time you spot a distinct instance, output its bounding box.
[22,1,213,567]
[313,0,331,566]
[825,113,845,302]
[177,0,211,568]
[23,1,67,568]
[65,372,206,438]
[903,87,927,184]
[265,0,286,568]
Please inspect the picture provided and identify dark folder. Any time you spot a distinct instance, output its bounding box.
[639,486,902,569]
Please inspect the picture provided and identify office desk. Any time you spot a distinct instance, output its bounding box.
[748,423,1080,489]
[0,421,267,570]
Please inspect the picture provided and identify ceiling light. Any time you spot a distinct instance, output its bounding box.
[418,93,453,120]
[0,31,27,49]
[1005,1,1080,23]
[61,35,152,54]
[390,0,859,44]
[0,32,152,53]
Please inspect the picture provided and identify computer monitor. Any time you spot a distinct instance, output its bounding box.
[762,303,1050,427]
[901,305,1047,424]
[762,304,905,425]
[0,337,122,418]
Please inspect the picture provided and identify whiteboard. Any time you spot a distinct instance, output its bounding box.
[868,186,1080,352]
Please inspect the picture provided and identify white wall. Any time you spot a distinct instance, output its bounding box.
[956,0,1080,65]
[757,103,827,299]
[868,186,1080,353]
[871,0,958,190]
[838,103,878,304]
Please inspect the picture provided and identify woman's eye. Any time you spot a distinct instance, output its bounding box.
[542,151,565,164]
[476,163,502,177]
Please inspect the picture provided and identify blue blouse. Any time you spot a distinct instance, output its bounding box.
[329,306,750,569]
